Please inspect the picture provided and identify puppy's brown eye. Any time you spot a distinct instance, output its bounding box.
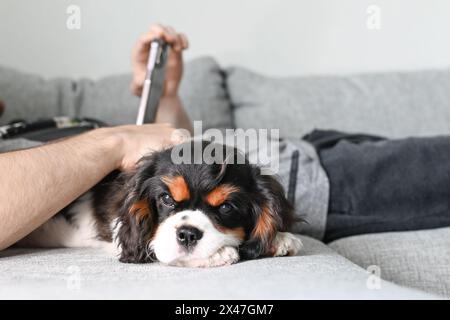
[160,193,176,208]
[219,203,232,214]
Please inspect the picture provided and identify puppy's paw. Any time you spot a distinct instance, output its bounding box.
[207,246,240,267]
[173,246,240,268]
[271,232,303,257]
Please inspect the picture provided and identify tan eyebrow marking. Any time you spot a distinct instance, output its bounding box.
[205,184,240,207]
[161,175,190,202]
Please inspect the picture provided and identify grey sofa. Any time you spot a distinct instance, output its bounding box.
[1,57,449,299]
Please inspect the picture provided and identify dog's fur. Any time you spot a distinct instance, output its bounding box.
[16,141,302,267]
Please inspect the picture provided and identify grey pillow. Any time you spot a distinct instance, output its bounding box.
[179,57,233,130]
[79,56,233,129]
[0,65,80,124]
[328,227,450,298]
[226,66,450,139]
[0,56,232,130]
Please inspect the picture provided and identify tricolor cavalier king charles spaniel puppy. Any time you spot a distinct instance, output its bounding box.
[17,141,302,267]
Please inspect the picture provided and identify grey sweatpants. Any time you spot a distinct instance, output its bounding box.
[305,129,450,242]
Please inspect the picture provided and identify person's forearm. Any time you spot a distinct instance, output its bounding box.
[155,96,193,134]
[0,128,121,250]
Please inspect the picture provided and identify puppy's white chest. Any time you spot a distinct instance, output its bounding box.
[16,195,118,254]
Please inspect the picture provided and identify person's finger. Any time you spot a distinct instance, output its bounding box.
[134,27,169,59]
[173,34,184,52]
[179,33,189,49]
[140,29,163,45]
[154,25,176,45]
[164,25,184,51]
[135,36,150,56]
[165,25,177,37]
[139,24,186,49]
[137,24,167,49]
[166,26,183,51]
[149,23,166,36]
[135,33,156,56]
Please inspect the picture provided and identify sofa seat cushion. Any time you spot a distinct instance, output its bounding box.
[329,227,450,298]
[0,235,432,299]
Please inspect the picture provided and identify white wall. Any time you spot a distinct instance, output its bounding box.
[1,0,450,79]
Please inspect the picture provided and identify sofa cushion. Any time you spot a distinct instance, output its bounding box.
[179,57,233,130]
[0,57,232,130]
[226,67,450,139]
[0,235,432,299]
[79,56,233,129]
[328,227,450,298]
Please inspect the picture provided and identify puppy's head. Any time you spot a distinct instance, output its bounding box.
[116,141,294,265]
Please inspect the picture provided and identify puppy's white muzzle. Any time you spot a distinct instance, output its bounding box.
[150,210,242,265]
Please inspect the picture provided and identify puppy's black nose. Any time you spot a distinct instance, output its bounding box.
[176,226,203,248]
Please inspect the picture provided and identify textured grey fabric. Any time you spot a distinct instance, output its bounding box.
[0,235,434,299]
[0,65,80,124]
[0,57,232,129]
[179,57,233,130]
[0,138,42,153]
[329,227,450,298]
[274,139,329,240]
[226,67,450,139]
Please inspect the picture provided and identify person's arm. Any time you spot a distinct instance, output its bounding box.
[131,24,193,134]
[0,123,179,250]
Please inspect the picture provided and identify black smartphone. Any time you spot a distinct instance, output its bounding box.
[136,39,169,125]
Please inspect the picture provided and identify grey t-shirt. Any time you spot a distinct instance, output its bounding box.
[244,136,329,239]
[275,139,329,240]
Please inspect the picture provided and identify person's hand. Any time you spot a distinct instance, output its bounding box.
[131,24,189,97]
[102,123,186,171]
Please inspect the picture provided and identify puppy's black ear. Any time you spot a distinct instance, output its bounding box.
[239,172,294,260]
[117,158,157,263]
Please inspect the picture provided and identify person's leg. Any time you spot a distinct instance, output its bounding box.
[309,132,450,242]
[303,129,385,150]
